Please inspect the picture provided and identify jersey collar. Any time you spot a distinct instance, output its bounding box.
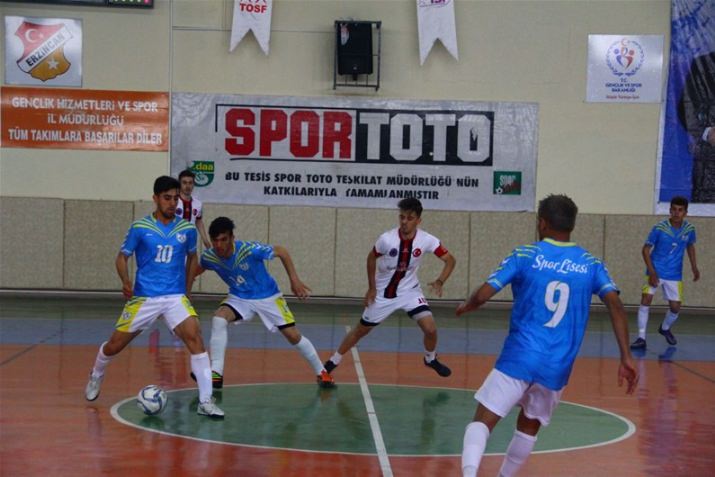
[543,237,576,247]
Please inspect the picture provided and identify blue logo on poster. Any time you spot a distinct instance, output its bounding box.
[606,38,644,77]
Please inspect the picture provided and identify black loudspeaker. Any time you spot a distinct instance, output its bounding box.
[336,22,373,77]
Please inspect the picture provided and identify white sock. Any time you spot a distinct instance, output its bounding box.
[294,336,324,375]
[637,305,650,339]
[330,352,343,365]
[425,349,436,362]
[498,430,538,477]
[662,310,679,330]
[191,352,212,403]
[91,342,113,378]
[462,421,490,477]
[209,316,229,375]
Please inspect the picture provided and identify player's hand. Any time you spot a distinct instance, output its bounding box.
[707,127,715,146]
[291,279,312,300]
[121,280,133,300]
[618,358,639,395]
[455,301,472,317]
[364,288,377,307]
[647,274,659,288]
[693,268,700,282]
[428,279,444,297]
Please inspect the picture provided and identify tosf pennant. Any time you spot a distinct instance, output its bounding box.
[416,0,459,65]
[230,0,273,55]
[14,21,73,81]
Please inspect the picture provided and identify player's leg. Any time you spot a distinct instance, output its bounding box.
[498,410,540,477]
[324,297,391,373]
[208,299,245,388]
[632,281,655,349]
[498,383,560,477]
[405,293,451,377]
[463,369,530,477]
[85,297,152,401]
[415,314,451,377]
[324,320,377,373]
[168,296,223,418]
[279,325,336,388]
[463,404,502,477]
[658,280,682,345]
[85,329,140,401]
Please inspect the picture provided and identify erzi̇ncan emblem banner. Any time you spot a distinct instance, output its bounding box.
[4,16,82,87]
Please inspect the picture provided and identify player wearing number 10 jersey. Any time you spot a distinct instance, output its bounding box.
[84,176,223,419]
[456,194,638,477]
[121,213,197,297]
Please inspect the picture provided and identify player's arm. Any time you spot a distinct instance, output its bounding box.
[602,291,639,394]
[115,252,133,300]
[186,253,204,298]
[428,251,456,297]
[687,244,700,282]
[456,282,498,316]
[273,245,311,299]
[642,244,658,287]
[365,249,378,306]
[195,216,211,250]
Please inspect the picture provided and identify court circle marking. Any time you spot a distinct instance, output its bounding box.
[110,382,635,457]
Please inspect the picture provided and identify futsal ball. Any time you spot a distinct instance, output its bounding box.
[136,384,168,415]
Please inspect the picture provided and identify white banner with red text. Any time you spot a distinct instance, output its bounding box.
[171,93,538,212]
[230,0,272,54]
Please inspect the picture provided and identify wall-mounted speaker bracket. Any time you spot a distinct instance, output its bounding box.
[333,20,381,91]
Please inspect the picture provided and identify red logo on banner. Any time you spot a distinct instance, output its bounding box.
[14,21,72,82]
[238,0,268,14]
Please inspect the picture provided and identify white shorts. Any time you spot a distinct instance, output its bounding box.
[220,293,295,332]
[115,294,197,333]
[642,277,683,302]
[362,288,431,326]
[475,369,563,427]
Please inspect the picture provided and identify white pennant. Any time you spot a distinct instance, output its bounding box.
[416,0,459,65]
[230,0,273,55]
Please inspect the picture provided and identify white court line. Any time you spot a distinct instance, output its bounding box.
[347,325,394,477]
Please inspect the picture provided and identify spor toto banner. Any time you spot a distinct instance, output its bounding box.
[171,93,538,211]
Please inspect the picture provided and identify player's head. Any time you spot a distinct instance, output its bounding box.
[152,176,180,220]
[397,198,423,238]
[398,198,423,217]
[208,216,235,258]
[670,196,688,209]
[669,195,688,225]
[178,169,196,197]
[537,194,578,238]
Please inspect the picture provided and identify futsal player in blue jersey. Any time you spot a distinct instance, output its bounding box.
[186,216,336,389]
[456,194,638,477]
[84,176,223,418]
[630,196,699,350]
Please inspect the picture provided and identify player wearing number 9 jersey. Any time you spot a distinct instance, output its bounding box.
[487,240,617,390]
[456,194,638,477]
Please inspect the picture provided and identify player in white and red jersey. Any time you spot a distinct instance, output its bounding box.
[177,169,210,249]
[324,198,457,377]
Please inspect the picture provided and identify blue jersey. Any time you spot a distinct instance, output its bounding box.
[488,238,618,391]
[200,240,280,299]
[120,215,197,297]
[645,220,696,280]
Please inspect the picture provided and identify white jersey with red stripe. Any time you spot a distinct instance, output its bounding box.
[176,196,203,224]
[373,227,448,299]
